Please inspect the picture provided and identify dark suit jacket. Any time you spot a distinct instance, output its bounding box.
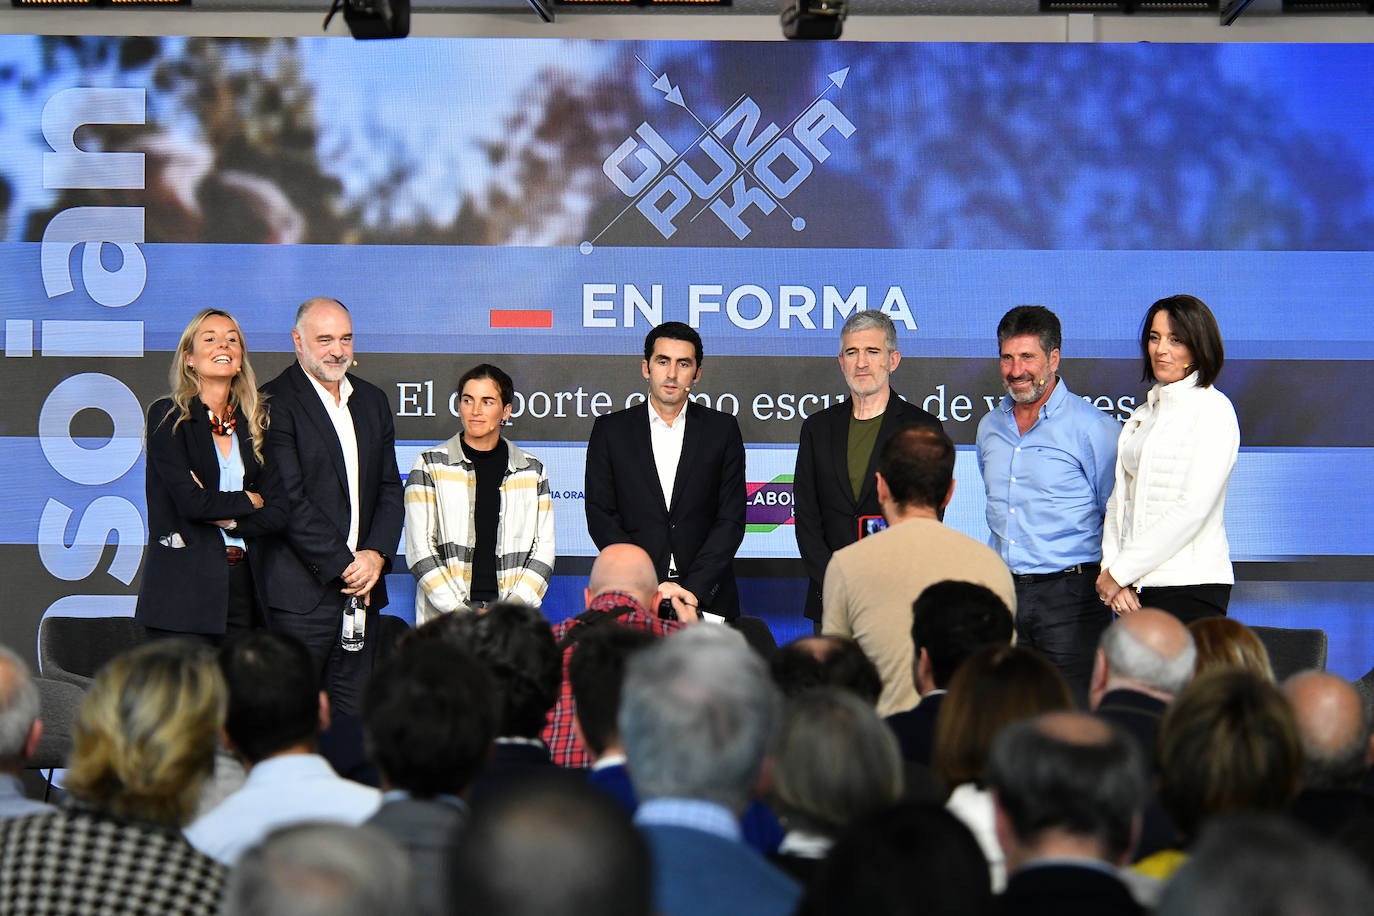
[886,690,945,767]
[136,397,285,634]
[998,863,1143,916]
[1095,689,1166,764]
[792,390,942,622]
[641,823,802,916]
[257,362,403,614]
[367,796,466,916]
[1094,689,1177,859]
[585,401,746,618]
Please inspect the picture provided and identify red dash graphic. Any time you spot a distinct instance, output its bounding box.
[489,310,553,329]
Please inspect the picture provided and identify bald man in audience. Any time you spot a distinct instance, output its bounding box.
[1283,671,1374,835]
[1088,609,1195,758]
[0,646,50,819]
[543,543,692,769]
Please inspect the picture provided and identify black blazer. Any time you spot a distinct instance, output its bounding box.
[585,400,746,618]
[792,391,942,621]
[136,397,285,634]
[256,362,404,615]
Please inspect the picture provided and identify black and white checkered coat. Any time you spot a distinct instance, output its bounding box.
[0,806,225,915]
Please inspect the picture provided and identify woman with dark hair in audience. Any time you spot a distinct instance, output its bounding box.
[798,802,994,916]
[1134,668,1302,882]
[767,688,904,884]
[136,308,282,643]
[1188,616,1274,681]
[1097,294,1239,624]
[0,640,229,914]
[932,644,1074,891]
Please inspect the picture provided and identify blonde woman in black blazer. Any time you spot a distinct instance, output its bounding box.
[136,309,283,642]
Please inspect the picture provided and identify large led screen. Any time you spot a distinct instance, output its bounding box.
[2,37,1371,671]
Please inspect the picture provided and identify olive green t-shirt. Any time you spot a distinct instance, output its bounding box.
[847,414,883,501]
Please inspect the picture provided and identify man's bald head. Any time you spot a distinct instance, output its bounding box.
[1092,608,1196,707]
[1282,671,1373,791]
[586,544,660,612]
[293,296,347,333]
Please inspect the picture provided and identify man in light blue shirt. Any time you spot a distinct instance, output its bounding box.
[976,306,1120,705]
[185,631,380,864]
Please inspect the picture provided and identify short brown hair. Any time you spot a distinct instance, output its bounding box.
[1141,294,1225,388]
[1189,617,1274,682]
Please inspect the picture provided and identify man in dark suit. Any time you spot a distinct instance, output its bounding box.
[1088,609,1195,760]
[257,297,403,715]
[1087,608,1195,860]
[364,638,497,916]
[793,310,942,632]
[886,581,1013,769]
[986,712,1148,916]
[585,322,744,620]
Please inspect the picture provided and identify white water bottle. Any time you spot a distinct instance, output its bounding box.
[341,596,366,652]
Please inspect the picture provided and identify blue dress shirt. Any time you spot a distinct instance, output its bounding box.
[976,379,1121,575]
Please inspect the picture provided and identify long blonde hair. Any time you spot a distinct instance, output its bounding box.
[167,308,268,463]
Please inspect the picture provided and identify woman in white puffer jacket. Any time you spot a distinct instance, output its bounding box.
[1096,294,1239,624]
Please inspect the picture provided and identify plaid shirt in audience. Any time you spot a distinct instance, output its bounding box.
[542,591,682,769]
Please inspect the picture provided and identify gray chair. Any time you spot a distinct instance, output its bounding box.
[38,616,149,691]
[26,676,84,804]
[1249,625,1328,682]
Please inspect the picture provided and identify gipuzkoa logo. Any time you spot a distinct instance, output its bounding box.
[587,60,854,248]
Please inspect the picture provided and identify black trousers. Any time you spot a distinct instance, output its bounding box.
[1014,569,1112,710]
[1137,584,1231,626]
[269,589,379,717]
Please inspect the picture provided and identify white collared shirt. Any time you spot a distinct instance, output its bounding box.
[304,370,360,552]
[649,403,687,575]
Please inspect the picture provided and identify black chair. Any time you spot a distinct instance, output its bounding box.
[730,615,779,660]
[374,613,412,666]
[1249,625,1328,682]
[38,616,149,691]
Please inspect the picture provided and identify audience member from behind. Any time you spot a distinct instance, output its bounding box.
[1089,609,1195,759]
[887,581,1014,769]
[451,779,651,916]
[620,626,801,916]
[222,822,415,916]
[0,641,228,914]
[0,645,51,818]
[185,631,381,864]
[1156,812,1374,916]
[569,624,658,813]
[770,636,883,705]
[768,688,904,883]
[987,713,1149,916]
[427,601,562,801]
[544,542,688,770]
[363,639,498,916]
[823,426,1017,716]
[1282,671,1374,835]
[934,644,1074,891]
[1188,616,1274,680]
[799,802,993,916]
[1138,668,1302,881]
